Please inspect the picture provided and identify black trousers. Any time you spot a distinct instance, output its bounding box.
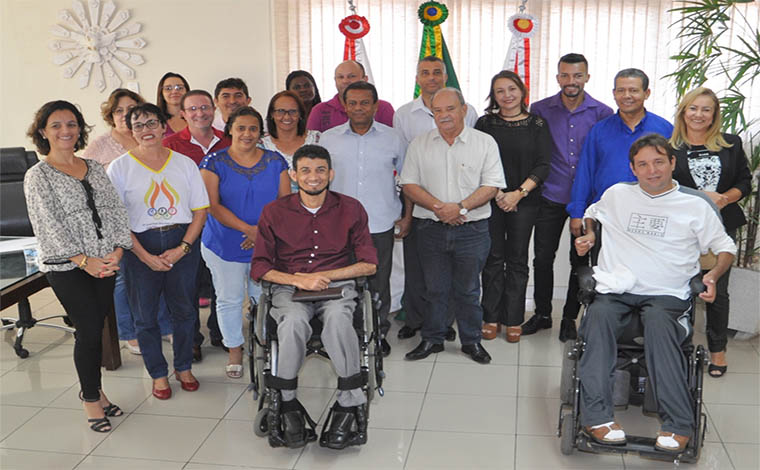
[704,230,735,353]
[370,228,394,336]
[532,197,587,320]
[481,199,540,326]
[193,256,221,347]
[46,269,116,402]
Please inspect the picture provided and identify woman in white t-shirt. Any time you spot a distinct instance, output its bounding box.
[107,103,209,400]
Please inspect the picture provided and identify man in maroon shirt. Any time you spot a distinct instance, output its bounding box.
[163,89,231,361]
[251,144,377,450]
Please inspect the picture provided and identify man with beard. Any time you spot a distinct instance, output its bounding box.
[523,53,613,342]
[251,144,378,449]
[211,77,252,131]
[320,81,406,357]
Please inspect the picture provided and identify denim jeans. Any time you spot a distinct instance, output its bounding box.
[122,225,199,379]
[481,199,540,326]
[114,270,172,340]
[416,218,490,345]
[532,197,587,321]
[200,243,260,348]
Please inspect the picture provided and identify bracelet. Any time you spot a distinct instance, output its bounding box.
[179,241,192,254]
[78,255,88,269]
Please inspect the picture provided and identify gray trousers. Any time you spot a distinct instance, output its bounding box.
[269,283,366,407]
[578,293,694,436]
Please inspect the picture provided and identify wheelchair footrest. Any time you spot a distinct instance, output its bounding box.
[577,433,699,463]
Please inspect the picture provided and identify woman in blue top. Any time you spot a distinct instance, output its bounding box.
[200,106,290,378]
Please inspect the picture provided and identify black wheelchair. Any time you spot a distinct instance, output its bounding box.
[558,227,708,465]
[246,277,385,449]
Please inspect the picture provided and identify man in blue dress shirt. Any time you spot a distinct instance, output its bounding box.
[527,53,614,342]
[320,81,406,357]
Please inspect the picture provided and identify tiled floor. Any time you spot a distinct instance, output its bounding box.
[1,287,758,469]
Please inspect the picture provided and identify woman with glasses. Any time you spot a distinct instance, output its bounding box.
[24,100,132,433]
[199,106,290,378]
[670,87,752,378]
[286,70,322,121]
[107,103,209,400]
[82,88,174,355]
[261,91,320,191]
[156,72,190,137]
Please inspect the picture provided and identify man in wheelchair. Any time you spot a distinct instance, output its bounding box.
[250,144,378,449]
[573,134,736,453]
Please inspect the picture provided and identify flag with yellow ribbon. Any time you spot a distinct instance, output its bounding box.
[414,1,460,98]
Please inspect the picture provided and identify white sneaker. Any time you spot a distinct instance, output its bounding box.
[125,341,141,355]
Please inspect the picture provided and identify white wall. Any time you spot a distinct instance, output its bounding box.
[0,0,276,147]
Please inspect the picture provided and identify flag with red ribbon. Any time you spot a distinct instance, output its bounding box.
[503,13,538,103]
[339,14,375,83]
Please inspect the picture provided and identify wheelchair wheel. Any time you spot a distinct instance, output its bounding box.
[560,340,576,405]
[560,413,576,455]
[253,408,269,437]
[363,289,376,403]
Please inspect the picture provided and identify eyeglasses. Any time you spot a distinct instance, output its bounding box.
[131,119,160,132]
[184,105,213,112]
[273,109,299,118]
[163,84,186,92]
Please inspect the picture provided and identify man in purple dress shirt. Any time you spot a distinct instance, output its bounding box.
[526,54,614,342]
[306,60,394,132]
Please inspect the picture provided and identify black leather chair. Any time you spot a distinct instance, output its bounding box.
[1,147,74,358]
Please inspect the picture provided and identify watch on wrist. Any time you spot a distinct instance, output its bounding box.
[180,241,192,254]
[457,202,468,216]
[518,186,529,197]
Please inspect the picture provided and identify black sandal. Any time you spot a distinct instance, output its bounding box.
[102,403,124,417]
[708,363,727,378]
[87,416,112,433]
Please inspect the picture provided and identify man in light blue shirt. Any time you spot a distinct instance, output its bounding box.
[320,81,406,357]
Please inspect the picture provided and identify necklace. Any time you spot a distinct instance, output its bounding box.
[499,110,523,119]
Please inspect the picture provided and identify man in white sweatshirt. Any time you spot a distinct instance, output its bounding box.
[574,133,736,453]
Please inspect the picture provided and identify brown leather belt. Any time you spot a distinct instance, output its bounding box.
[147,224,182,232]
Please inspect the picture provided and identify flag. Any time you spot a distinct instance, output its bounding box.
[415,1,460,97]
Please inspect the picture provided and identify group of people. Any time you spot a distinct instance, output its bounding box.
[21,50,750,449]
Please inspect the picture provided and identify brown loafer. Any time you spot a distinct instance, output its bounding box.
[481,323,501,340]
[506,326,521,343]
[655,431,689,453]
[583,422,626,445]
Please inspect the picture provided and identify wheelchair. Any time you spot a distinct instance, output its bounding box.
[246,277,385,449]
[557,227,708,465]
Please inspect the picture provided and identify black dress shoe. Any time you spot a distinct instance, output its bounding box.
[397,325,419,339]
[381,338,391,357]
[558,319,578,342]
[405,340,444,361]
[521,314,552,336]
[445,327,456,342]
[461,343,491,364]
[320,404,359,450]
[192,345,203,363]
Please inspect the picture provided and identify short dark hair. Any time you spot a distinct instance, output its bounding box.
[125,103,167,131]
[343,81,378,103]
[418,55,447,75]
[266,90,307,139]
[100,88,145,127]
[614,68,649,91]
[293,144,331,170]
[285,70,322,106]
[484,70,528,115]
[180,89,214,110]
[156,72,189,118]
[214,77,249,99]
[26,100,91,155]
[628,133,674,164]
[224,106,264,139]
[558,53,588,69]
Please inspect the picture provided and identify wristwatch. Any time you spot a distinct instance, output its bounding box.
[180,241,192,254]
[518,186,529,197]
[457,202,468,216]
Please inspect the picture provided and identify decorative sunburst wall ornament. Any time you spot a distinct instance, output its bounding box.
[48,0,147,92]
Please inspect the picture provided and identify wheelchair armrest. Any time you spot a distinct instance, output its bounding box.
[689,275,707,296]
[292,286,349,302]
[576,265,597,305]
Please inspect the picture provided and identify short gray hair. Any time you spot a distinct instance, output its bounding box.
[432,87,465,106]
[614,68,649,91]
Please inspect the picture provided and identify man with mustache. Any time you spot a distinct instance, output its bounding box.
[211,77,252,131]
[400,88,506,364]
[163,90,231,362]
[523,53,613,342]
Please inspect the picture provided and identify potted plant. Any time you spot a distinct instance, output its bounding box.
[667,0,759,338]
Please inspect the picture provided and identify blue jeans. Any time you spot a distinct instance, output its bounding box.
[416,218,490,345]
[122,225,199,379]
[200,243,260,348]
[114,270,172,340]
